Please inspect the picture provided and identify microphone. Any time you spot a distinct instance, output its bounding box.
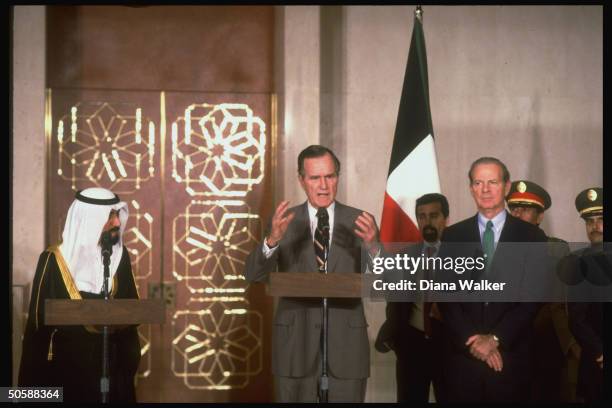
[321,224,330,240]
[319,215,330,246]
[101,231,114,258]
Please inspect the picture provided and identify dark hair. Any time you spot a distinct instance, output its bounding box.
[297,145,341,177]
[415,193,449,218]
[468,157,510,184]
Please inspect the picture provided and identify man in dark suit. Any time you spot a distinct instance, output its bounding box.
[375,193,449,402]
[437,157,547,403]
[568,187,604,403]
[506,180,578,402]
[243,145,380,402]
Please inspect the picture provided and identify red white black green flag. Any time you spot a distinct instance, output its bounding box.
[380,8,441,247]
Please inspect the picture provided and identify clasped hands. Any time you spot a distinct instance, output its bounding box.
[266,200,379,254]
[466,334,503,372]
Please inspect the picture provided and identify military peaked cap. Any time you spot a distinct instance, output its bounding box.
[506,180,551,211]
[575,187,603,218]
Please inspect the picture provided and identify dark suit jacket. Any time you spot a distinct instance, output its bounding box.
[567,246,605,401]
[568,301,603,401]
[243,201,370,380]
[375,242,425,353]
[437,212,547,402]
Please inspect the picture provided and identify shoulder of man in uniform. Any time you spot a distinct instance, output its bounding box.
[569,247,588,257]
[547,236,568,244]
[507,214,548,238]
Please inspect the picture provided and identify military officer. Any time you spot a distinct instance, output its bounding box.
[568,187,604,403]
[506,180,578,402]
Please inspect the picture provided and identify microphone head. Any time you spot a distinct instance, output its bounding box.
[101,231,112,246]
[100,228,118,254]
[318,211,329,223]
[101,234,113,256]
[316,208,330,241]
[322,225,330,240]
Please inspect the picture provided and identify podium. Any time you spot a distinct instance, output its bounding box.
[265,272,364,298]
[44,298,165,402]
[45,299,166,326]
[265,272,364,403]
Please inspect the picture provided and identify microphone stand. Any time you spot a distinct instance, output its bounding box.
[100,241,112,403]
[319,228,330,403]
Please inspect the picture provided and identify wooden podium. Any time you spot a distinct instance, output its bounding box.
[265,272,365,298]
[45,299,166,326]
[265,272,368,402]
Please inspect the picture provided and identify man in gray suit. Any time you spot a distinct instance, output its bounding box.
[244,145,380,402]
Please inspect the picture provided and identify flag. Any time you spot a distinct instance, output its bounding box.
[380,8,441,249]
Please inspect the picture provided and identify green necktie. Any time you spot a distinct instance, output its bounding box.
[483,220,495,270]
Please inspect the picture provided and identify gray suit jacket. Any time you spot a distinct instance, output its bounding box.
[244,201,370,379]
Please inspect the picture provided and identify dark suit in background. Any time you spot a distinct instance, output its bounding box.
[376,242,446,402]
[567,245,606,403]
[568,300,603,402]
[567,187,605,403]
[438,213,547,402]
[531,236,578,402]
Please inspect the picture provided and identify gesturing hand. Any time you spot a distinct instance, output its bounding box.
[266,201,296,247]
[354,212,380,255]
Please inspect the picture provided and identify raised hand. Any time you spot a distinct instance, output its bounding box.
[266,201,296,247]
[354,212,380,254]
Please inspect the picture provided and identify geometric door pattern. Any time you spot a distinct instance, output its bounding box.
[46,89,274,401]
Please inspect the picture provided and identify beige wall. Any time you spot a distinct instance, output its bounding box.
[12,5,46,385]
[12,6,46,287]
[275,6,321,204]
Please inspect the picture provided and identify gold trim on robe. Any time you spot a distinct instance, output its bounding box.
[34,251,53,331]
[48,245,81,300]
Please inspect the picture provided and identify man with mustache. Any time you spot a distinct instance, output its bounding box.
[18,187,141,402]
[375,193,449,402]
[568,187,604,403]
[244,145,380,402]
